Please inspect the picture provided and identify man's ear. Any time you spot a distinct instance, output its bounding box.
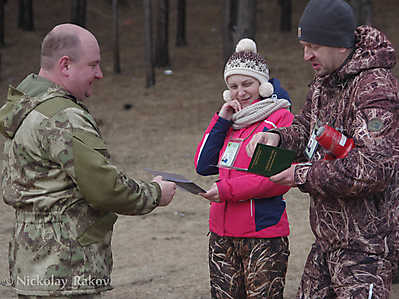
[59,56,71,76]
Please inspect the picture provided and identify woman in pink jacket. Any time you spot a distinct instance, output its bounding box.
[194,38,294,299]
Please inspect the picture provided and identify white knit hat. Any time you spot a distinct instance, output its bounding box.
[223,38,274,101]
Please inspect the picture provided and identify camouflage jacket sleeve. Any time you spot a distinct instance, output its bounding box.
[41,101,161,215]
[280,69,399,199]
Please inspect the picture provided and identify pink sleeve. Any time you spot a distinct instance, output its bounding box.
[217,173,290,202]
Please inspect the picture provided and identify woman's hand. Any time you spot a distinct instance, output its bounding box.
[218,100,242,120]
[199,183,221,202]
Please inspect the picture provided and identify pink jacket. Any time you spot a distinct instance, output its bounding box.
[195,108,294,238]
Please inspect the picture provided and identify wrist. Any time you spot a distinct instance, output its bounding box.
[294,163,312,187]
[152,182,162,207]
[218,111,232,121]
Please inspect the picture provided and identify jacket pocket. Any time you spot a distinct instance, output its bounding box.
[73,128,109,158]
[224,201,253,235]
[77,212,118,246]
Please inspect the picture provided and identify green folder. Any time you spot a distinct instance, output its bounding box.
[247,144,296,177]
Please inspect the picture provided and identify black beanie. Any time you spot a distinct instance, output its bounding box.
[298,0,356,48]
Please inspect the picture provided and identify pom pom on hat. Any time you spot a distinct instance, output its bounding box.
[259,81,274,98]
[223,90,232,102]
[235,38,257,54]
[223,38,272,100]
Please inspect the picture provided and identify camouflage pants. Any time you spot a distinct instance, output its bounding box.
[389,230,399,284]
[18,295,101,298]
[297,243,393,299]
[209,232,289,299]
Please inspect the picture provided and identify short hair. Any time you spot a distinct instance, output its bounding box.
[40,30,81,70]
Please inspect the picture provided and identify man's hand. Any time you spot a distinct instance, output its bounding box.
[199,183,221,203]
[152,176,176,206]
[269,165,296,187]
[246,132,281,157]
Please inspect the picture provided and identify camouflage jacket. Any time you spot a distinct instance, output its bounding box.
[275,26,399,256]
[0,74,161,295]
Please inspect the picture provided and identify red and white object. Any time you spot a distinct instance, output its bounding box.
[315,125,355,160]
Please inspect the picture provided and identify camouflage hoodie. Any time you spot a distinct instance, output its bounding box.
[276,26,399,256]
[0,74,161,295]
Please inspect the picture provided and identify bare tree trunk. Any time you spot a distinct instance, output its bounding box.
[71,0,87,27]
[350,0,373,25]
[234,0,256,46]
[279,0,291,32]
[154,0,170,67]
[18,0,23,28]
[18,0,34,31]
[112,0,121,73]
[144,0,155,87]
[222,0,238,63]
[0,0,5,46]
[176,0,187,47]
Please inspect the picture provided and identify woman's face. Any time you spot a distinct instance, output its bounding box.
[226,74,260,108]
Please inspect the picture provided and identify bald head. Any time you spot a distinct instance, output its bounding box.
[40,24,95,70]
[38,23,103,100]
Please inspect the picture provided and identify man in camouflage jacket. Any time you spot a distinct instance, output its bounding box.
[0,24,176,298]
[246,1,399,298]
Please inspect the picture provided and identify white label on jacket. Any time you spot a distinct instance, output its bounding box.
[305,127,318,160]
[339,134,347,146]
[220,141,241,167]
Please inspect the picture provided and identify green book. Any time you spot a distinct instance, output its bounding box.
[247,144,296,177]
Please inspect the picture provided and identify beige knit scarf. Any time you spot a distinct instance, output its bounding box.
[231,97,291,129]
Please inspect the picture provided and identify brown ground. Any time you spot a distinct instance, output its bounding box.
[0,0,398,298]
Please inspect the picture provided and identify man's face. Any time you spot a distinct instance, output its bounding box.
[300,41,346,76]
[66,37,103,100]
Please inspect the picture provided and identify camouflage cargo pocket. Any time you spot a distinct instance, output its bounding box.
[77,212,118,246]
[73,128,110,158]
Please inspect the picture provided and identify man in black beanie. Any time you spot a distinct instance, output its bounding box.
[246,0,399,298]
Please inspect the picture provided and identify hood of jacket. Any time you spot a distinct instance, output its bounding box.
[0,74,72,139]
[338,25,396,80]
